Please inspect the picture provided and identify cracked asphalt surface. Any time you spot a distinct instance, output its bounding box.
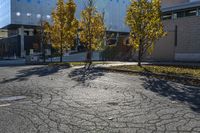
[0,65,200,133]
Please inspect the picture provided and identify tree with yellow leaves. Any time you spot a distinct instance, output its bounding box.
[37,20,51,63]
[126,0,165,66]
[45,0,78,62]
[79,0,106,68]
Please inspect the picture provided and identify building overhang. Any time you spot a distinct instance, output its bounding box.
[1,24,39,30]
[162,1,200,12]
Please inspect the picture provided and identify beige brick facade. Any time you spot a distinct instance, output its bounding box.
[153,16,200,61]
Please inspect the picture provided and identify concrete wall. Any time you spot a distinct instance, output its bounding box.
[161,0,189,7]
[153,20,175,61]
[153,16,200,62]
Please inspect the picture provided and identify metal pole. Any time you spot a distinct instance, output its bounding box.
[174,25,178,47]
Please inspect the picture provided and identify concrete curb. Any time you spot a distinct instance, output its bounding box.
[96,67,200,86]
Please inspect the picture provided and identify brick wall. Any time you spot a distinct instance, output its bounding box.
[153,16,200,61]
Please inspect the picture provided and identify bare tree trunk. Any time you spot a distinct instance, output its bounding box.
[60,32,63,63]
[60,44,63,63]
[87,2,92,69]
[51,43,53,63]
[88,50,92,64]
[138,39,142,67]
[88,41,92,67]
[42,43,46,63]
[86,50,92,69]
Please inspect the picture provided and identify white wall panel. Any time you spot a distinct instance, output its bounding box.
[175,53,200,61]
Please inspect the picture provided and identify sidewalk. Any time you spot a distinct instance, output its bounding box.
[0,58,200,68]
[0,59,25,66]
[94,61,200,68]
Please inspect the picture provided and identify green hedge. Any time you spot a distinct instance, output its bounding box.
[101,45,134,61]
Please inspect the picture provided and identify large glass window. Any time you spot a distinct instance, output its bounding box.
[163,8,199,21]
[162,13,172,20]
[177,11,185,18]
[185,9,197,17]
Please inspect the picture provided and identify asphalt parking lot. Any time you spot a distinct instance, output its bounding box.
[0,65,200,133]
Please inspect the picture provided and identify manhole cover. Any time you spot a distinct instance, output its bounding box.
[0,96,26,102]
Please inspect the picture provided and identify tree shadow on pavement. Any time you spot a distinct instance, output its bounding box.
[68,68,105,84]
[1,66,69,83]
[141,77,200,113]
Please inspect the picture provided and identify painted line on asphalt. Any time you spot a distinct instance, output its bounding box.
[0,104,11,107]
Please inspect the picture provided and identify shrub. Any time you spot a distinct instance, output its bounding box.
[101,44,134,61]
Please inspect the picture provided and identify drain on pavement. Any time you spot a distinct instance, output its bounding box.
[108,117,114,120]
[0,96,26,102]
[107,102,119,106]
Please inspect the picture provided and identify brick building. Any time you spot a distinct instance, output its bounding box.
[153,0,200,62]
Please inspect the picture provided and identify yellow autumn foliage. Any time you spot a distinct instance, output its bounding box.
[126,0,166,55]
[45,0,78,61]
[79,3,106,51]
